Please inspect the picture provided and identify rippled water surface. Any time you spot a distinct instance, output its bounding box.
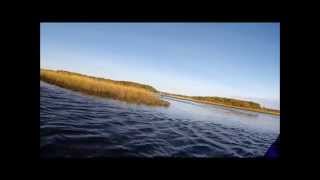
[40,81,280,158]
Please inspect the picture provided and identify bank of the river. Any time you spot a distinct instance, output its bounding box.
[40,69,170,107]
[40,69,279,115]
[163,94,280,116]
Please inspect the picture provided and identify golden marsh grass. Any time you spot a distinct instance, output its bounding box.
[40,69,170,107]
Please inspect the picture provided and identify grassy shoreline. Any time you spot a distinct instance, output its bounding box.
[40,69,170,107]
[163,93,280,116]
[40,69,279,115]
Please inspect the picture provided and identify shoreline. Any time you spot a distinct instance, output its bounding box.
[40,69,170,107]
[164,94,280,116]
[40,69,279,115]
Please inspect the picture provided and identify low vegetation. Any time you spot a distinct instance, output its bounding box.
[192,96,261,109]
[40,69,279,115]
[40,69,169,107]
[261,107,280,114]
[163,92,280,115]
[55,70,158,92]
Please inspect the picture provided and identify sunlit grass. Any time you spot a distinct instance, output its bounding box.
[40,69,170,107]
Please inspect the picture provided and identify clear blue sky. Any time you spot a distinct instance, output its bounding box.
[41,23,280,109]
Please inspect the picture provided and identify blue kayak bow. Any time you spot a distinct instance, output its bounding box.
[264,135,280,159]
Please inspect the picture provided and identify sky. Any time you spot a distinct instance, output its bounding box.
[41,23,280,109]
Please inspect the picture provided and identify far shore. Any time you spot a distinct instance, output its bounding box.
[40,69,279,115]
[163,94,280,116]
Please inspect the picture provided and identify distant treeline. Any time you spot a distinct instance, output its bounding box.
[55,70,158,93]
[163,92,280,114]
[191,96,261,109]
[261,107,280,114]
[40,69,279,113]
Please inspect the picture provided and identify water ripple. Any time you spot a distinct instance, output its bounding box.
[40,81,280,158]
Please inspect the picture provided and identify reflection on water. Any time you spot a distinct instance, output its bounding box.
[40,81,280,158]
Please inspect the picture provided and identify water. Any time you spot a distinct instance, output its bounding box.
[40,81,280,158]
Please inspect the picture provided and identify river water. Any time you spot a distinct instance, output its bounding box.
[40,81,280,158]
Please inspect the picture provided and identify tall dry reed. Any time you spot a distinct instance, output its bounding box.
[40,69,169,107]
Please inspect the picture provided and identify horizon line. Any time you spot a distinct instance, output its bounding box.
[40,67,280,110]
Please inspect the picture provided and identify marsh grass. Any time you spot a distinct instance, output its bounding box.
[163,92,280,115]
[40,69,170,107]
